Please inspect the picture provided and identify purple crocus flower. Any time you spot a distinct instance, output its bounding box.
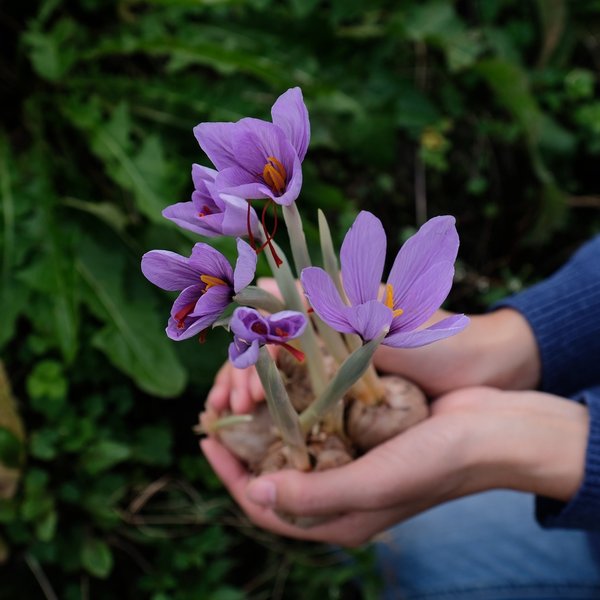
[141,239,257,341]
[193,87,309,206]
[301,211,469,348]
[228,307,307,368]
[162,164,260,238]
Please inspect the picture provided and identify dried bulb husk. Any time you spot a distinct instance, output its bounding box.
[277,348,338,412]
[347,375,429,451]
[201,403,278,471]
[258,433,354,528]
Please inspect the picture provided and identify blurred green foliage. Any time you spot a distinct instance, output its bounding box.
[1,0,600,597]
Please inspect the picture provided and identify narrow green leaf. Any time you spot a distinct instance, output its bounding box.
[317,209,344,298]
[300,330,387,432]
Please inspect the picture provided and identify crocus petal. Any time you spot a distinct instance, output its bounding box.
[389,261,455,332]
[234,118,295,178]
[220,194,260,238]
[387,216,459,307]
[267,310,307,342]
[301,267,355,333]
[170,284,203,319]
[162,201,224,237]
[384,314,470,348]
[141,250,199,291]
[167,311,216,341]
[189,243,234,282]
[346,300,393,342]
[229,338,260,369]
[216,167,270,200]
[191,163,217,189]
[230,306,269,342]
[340,211,386,305]
[166,285,232,341]
[271,87,310,162]
[193,122,239,170]
[233,238,257,293]
[189,284,232,319]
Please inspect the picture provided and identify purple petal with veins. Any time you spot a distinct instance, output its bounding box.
[345,300,393,342]
[141,250,200,291]
[301,267,355,334]
[387,216,458,307]
[271,87,310,162]
[233,239,258,293]
[384,314,470,348]
[229,338,260,369]
[389,261,456,333]
[193,122,239,170]
[267,310,307,342]
[189,243,234,281]
[340,211,386,305]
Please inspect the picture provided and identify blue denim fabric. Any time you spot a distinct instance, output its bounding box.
[374,490,600,600]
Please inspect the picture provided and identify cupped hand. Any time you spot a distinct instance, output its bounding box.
[201,386,588,547]
[206,277,297,415]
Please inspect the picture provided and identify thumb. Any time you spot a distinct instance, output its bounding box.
[245,451,395,517]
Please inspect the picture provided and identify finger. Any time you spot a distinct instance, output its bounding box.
[248,345,278,402]
[206,362,234,412]
[201,440,428,546]
[249,368,265,402]
[256,277,281,299]
[201,438,250,490]
[230,366,253,414]
[244,445,404,516]
[245,417,458,518]
[200,438,312,537]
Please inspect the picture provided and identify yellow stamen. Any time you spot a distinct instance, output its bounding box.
[200,274,227,291]
[384,283,404,318]
[262,156,287,195]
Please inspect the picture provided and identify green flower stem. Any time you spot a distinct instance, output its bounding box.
[261,237,328,396]
[255,347,310,471]
[317,209,383,404]
[282,205,368,406]
[345,333,386,403]
[300,330,387,434]
[282,203,312,274]
[200,414,253,434]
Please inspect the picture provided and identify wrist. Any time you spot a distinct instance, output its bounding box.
[464,390,589,502]
[476,309,541,390]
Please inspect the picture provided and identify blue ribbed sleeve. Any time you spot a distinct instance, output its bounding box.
[535,387,600,530]
[495,235,600,531]
[495,236,600,397]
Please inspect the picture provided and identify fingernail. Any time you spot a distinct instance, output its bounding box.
[246,479,276,507]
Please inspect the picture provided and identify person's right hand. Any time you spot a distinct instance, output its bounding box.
[206,280,542,414]
[202,385,588,546]
[373,307,541,396]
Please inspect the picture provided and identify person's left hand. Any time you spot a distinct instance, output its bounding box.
[201,386,588,546]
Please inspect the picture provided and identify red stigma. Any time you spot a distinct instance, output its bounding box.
[251,321,268,335]
[174,302,196,329]
[280,342,305,363]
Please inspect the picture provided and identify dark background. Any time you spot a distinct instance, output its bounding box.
[1,0,599,598]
